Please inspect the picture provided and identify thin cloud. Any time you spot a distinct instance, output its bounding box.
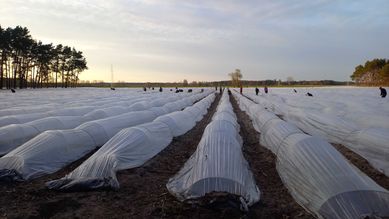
[1,0,388,82]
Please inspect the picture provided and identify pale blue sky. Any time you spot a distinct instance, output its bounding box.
[1,0,388,82]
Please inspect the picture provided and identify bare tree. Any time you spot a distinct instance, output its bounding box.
[228,69,242,87]
[287,76,294,85]
[183,79,188,87]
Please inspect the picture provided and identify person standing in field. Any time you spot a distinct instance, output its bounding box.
[379,87,387,98]
[255,87,259,95]
[264,86,268,94]
[240,85,243,94]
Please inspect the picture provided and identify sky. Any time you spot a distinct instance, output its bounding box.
[1,0,389,82]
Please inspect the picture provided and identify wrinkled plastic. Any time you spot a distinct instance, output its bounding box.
[233,91,389,219]
[0,93,188,155]
[0,91,211,181]
[0,92,161,127]
[167,91,260,206]
[46,92,215,190]
[246,92,389,176]
[46,121,173,190]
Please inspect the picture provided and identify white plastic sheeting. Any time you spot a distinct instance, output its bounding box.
[0,87,189,127]
[0,91,209,181]
[0,116,85,155]
[246,92,389,176]
[0,112,51,127]
[0,87,205,111]
[45,92,215,191]
[285,109,389,176]
[256,87,389,130]
[0,94,183,155]
[167,91,260,207]
[0,105,60,117]
[233,91,389,219]
[0,94,152,127]
[154,111,196,137]
[0,88,139,112]
[0,111,156,181]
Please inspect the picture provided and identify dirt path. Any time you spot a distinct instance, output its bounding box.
[332,144,389,190]
[230,93,314,219]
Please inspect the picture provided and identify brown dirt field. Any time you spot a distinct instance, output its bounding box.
[331,143,389,190]
[229,94,314,219]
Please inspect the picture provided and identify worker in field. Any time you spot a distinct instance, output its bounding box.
[159,87,163,92]
[240,85,243,94]
[293,89,297,93]
[306,92,313,97]
[379,87,387,98]
[264,86,268,94]
[255,87,259,95]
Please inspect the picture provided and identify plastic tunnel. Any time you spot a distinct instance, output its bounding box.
[167,91,260,207]
[232,91,389,219]
[247,92,389,176]
[0,92,206,181]
[0,93,183,155]
[0,94,153,127]
[45,92,215,191]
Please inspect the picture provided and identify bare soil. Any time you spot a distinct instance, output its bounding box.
[332,143,389,190]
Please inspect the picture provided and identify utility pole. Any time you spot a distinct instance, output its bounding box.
[111,64,114,89]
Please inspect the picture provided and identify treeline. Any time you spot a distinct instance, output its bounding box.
[237,80,349,86]
[0,25,88,89]
[77,79,350,88]
[351,59,389,85]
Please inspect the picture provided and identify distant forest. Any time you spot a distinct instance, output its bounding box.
[350,58,389,85]
[77,79,351,88]
[0,25,88,89]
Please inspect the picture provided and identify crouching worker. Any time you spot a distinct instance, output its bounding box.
[379,87,387,98]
